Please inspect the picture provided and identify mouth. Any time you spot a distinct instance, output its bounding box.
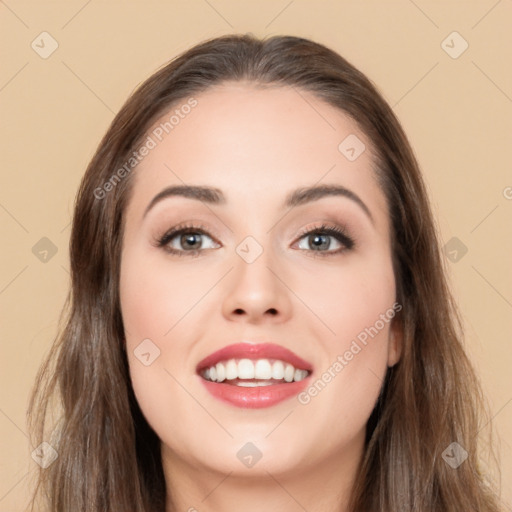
[196,342,313,408]
[200,358,310,386]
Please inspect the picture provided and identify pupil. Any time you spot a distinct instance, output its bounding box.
[311,234,329,250]
[183,233,200,249]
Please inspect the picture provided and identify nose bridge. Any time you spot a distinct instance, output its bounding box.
[234,232,279,296]
[221,229,292,321]
[230,206,277,277]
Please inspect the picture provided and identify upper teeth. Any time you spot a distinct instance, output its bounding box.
[202,358,309,383]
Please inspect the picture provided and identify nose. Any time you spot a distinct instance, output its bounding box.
[221,247,293,324]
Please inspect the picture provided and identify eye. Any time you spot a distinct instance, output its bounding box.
[154,222,355,258]
[294,223,355,257]
[154,223,219,257]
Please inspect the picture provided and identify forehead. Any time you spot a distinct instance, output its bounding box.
[126,82,388,230]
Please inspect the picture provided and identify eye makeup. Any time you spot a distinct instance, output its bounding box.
[151,220,356,258]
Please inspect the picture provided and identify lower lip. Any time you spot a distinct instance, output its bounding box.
[199,377,311,408]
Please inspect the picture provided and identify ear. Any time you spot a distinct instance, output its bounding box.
[387,315,403,367]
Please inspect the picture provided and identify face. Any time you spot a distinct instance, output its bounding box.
[119,82,402,482]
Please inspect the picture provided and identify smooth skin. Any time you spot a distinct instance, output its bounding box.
[119,82,402,512]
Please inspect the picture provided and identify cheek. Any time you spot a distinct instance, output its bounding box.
[119,248,219,430]
[120,251,206,445]
[119,249,211,340]
[297,249,396,345]
[127,355,212,466]
[294,252,395,423]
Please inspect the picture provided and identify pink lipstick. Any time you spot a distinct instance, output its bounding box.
[196,342,313,408]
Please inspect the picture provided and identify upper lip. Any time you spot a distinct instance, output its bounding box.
[196,342,313,373]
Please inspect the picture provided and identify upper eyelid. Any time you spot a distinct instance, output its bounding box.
[159,222,349,238]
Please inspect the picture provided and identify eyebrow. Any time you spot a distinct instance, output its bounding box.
[143,184,374,224]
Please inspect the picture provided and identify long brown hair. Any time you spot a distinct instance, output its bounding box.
[26,33,504,512]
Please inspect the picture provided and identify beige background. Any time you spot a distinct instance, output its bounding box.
[1,1,511,510]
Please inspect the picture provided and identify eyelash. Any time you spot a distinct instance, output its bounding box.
[154,222,355,258]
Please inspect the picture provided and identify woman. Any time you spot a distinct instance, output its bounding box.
[27,33,503,511]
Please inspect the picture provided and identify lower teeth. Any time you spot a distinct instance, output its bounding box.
[208,378,286,387]
[234,380,275,387]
